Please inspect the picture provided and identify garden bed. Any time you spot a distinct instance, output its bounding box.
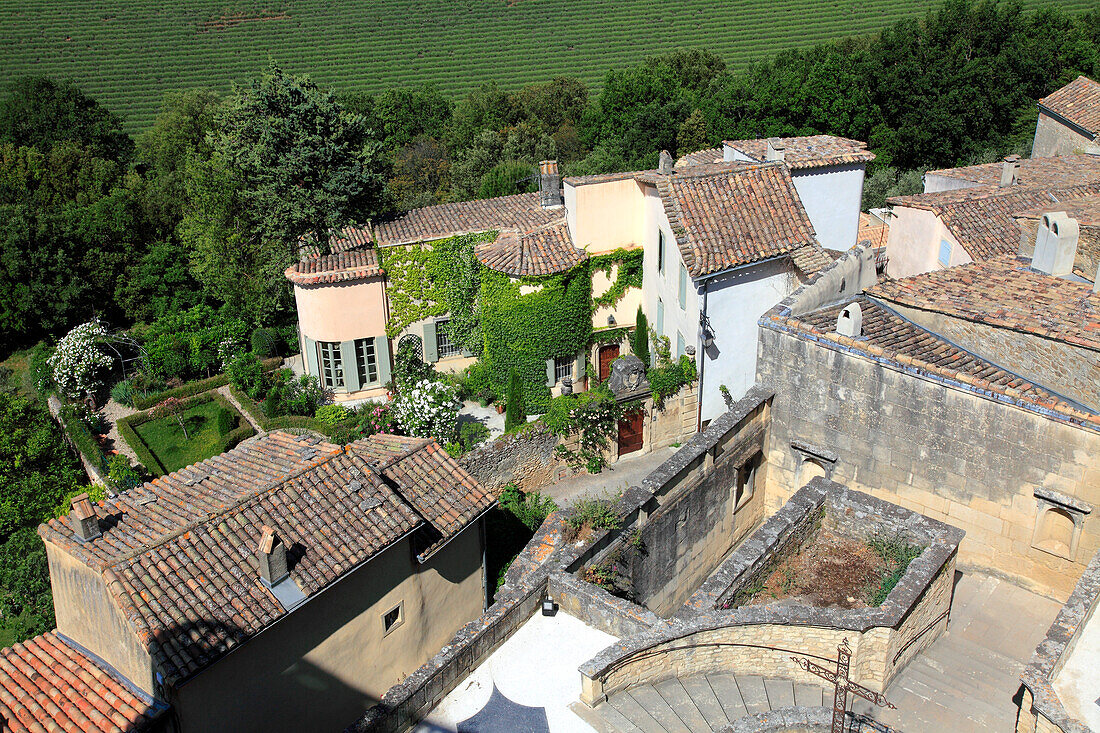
[118,392,254,476]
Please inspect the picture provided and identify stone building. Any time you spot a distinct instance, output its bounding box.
[1,431,494,733]
[1032,75,1100,158]
[758,237,1100,600]
[884,153,1100,278]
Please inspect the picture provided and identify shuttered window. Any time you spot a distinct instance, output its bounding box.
[678,262,688,309]
[355,339,378,385]
[658,230,665,273]
[656,298,665,337]
[554,355,573,383]
[436,319,461,358]
[318,341,344,389]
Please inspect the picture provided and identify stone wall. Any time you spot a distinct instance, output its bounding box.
[624,397,768,615]
[884,300,1100,414]
[1033,112,1096,158]
[458,423,573,494]
[645,383,700,451]
[757,323,1100,601]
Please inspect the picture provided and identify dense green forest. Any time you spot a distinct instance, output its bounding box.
[0,0,1097,645]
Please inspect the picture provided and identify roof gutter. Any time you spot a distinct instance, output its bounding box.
[693,253,791,284]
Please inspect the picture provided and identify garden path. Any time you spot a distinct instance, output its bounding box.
[102,398,140,466]
[218,385,265,435]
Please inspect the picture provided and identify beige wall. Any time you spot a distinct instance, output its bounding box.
[171,526,485,733]
[46,542,157,696]
[294,277,389,344]
[1033,111,1096,158]
[566,178,647,254]
[592,266,641,331]
[885,206,972,278]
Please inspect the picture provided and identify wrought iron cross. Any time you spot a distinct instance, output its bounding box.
[791,638,895,733]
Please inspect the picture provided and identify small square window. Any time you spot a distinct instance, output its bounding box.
[382,602,404,635]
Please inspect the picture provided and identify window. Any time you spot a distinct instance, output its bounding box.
[678,262,687,309]
[656,298,665,338]
[435,319,461,359]
[1031,490,1088,561]
[938,239,952,268]
[355,338,378,386]
[658,229,665,273]
[736,454,761,509]
[382,602,404,635]
[676,331,685,358]
[318,341,344,389]
[554,355,573,383]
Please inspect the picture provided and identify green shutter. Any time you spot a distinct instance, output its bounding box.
[679,263,687,309]
[546,359,555,387]
[375,336,392,386]
[573,353,584,382]
[340,341,359,393]
[423,321,439,363]
[303,336,320,381]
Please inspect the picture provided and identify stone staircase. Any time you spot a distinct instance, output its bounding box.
[573,673,829,732]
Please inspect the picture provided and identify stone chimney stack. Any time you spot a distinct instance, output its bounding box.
[1033,212,1080,277]
[70,493,101,542]
[257,525,289,587]
[999,155,1020,187]
[765,138,787,162]
[538,160,563,209]
[658,150,674,175]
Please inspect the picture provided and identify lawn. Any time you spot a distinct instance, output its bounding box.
[1,0,1094,133]
[132,398,240,473]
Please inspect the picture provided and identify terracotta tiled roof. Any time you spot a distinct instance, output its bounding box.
[925,153,1100,188]
[889,183,1100,261]
[722,135,875,169]
[788,245,834,276]
[372,193,564,247]
[675,147,722,167]
[869,255,1100,352]
[562,171,647,187]
[768,296,1096,426]
[285,248,383,285]
[356,435,496,559]
[0,631,165,732]
[858,212,889,249]
[474,223,587,277]
[1039,75,1100,136]
[1015,192,1100,227]
[38,431,492,687]
[654,162,819,277]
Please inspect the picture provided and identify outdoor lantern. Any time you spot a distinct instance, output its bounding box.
[542,598,557,616]
[607,314,616,326]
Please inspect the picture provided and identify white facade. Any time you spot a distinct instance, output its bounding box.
[789,165,865,253]
[642,187,702,366]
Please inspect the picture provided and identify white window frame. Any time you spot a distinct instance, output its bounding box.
[318,341,344,389]
[554,355,573,383]
[435,319,461,359]
[355,338,378,386]
[938,239,952,268]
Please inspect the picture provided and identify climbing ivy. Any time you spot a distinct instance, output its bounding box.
[589,249,643,309]
[376,232,493,339]
[480,263,592,413]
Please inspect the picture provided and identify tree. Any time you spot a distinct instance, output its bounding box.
[387,136,451,211]
[48,320,114,398]
[0,76,133,162]
[153,397,190,439]
[632,307,650,368]
[210,62,389,254]
[478,161,536,199]
[505,369,526,431]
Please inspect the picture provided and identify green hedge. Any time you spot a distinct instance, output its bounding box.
[118,391,256,476]
[227,384,334,438]
[57,405,108,475]
[131,356,282,410]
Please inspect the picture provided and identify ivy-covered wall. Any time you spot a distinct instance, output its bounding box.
[480,265,592,412]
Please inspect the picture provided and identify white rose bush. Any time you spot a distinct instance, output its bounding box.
[391,379,460,442]
[48,319,114,398]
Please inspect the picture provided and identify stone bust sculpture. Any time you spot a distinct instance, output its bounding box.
[608,354,649,398]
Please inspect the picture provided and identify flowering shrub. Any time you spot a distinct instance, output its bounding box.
[392,379,460,442]
[48,320,114,398]
[544,385,622,473]
[358,401,396,437]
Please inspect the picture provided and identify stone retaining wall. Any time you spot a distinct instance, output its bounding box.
[458,423,572,494]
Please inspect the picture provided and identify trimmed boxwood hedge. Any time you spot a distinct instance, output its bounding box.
[130,356,282,410]
[118,391,256,476]
[57,404,109,476]
[227,384,335,438]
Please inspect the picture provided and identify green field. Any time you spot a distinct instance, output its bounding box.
[0,0,1096,133]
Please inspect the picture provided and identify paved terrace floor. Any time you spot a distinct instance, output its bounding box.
[542,446,677,508]
[415,611,618,733]
[852,573,1061,732]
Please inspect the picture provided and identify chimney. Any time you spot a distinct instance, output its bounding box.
[999,155,1020,187]
[765,138,787,162]
[836,302,863,338]
[69,493,101,542]
[1033,212,1080,277]
[256,525,289,587]
[538,160,563,209]
[658,150,674,175]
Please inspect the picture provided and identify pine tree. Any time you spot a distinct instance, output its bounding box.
[504,368,526,431]
[633,307,650,368]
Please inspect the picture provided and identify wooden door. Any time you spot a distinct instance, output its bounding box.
[617,408,644,456]
[598,344,620,382]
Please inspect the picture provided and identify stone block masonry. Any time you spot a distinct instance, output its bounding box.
[757,322,1100,601]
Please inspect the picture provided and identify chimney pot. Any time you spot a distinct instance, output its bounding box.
[836,302,864,338]
[1000,155,1020,187]
[256,525,289,587]
[1033,211,1080,277]
[538,160,562,209]
[765,138,787,162]
[658,150,674,175]
[70,493,101,542]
